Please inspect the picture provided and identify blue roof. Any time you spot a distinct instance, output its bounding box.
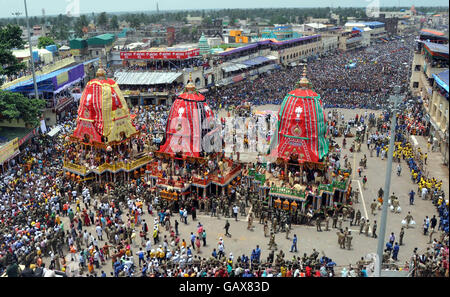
[364,21,384,25]
[219,35,321,56]
[83,57,100,65]
[5,64,80,91]
[363,21,385,28]
[423,41,449,55]
[241,56,270,66]
[433,69,449,93]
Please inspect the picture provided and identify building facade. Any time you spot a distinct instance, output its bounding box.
[276,35,322,66]
[428,70,449,165]
[410,39,449,165]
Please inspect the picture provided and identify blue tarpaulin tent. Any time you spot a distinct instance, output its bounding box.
[241,56,270,67]
[45,45,58,53]
[433,69,449,93]
[5,63,85,94]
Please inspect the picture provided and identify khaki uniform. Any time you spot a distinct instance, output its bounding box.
[316,218,322,231]
[268,233,277,250]
[365,222,370,236]
[359,219,365,234]
[346,234,353,250]
[337,232,345,249]
[354,210,361,226]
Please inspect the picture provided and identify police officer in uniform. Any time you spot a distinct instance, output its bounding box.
[346,231,353,250]
[316,217,322,232]
[359,217,366,234]
[354,210,361,226]
[372,220,378,238]
[268,232,277,250]
[364,220,370,236]
[324,214,330,231]
[332,211,338,228]
[399,227,405,245]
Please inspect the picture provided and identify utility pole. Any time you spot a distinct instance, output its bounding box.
[24,0,39,100]
[375,86,402,277]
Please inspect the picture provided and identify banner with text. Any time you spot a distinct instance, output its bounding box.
[120,49,200,60]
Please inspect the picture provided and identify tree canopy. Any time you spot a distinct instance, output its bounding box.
[96,12,108,29]
[49,14,70,41]
[0,25,25,86]
[74,15,89,38]
[110,15,119,30]
[0,90,45,127]
[37,36,56,49]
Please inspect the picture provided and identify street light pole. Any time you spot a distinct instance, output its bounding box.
[375,86,402,277]
[24,0,39,100]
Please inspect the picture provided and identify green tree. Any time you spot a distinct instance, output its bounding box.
[50,14,70,41]
[97,12,108,29]
[37,36,56,49]
[128,15,141,29]
[181,27,189,35]
[202,16,212,25]
[0,90,45,127]
[110,15,119,30]
[74,15,89,38]
[0,25,25,86]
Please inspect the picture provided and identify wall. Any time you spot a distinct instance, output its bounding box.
[0,118,27,128]
[322,36,338,52]
[182,68,205,88]
[278,39,322,66]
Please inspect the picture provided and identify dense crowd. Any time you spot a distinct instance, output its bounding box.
[207,36,415,111]
[309,37,415,109]
[0,35,448,278]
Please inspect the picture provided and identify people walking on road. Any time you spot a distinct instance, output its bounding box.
[290,234,298,253]
[224,220,231,237]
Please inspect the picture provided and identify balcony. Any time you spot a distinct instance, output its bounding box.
[346,36,363,44]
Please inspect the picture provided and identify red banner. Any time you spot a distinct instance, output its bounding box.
[19,128,37,146]
[120,49,200,60]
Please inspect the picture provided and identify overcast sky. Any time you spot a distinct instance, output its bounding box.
[1,0,448,18]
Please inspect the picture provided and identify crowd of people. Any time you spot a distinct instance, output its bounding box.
[1,33,448,278]
[206,36,415,111]
[309,37,415,109]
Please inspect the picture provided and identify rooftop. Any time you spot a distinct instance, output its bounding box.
[433,69,449,93]
[421,28,446,36]
[423,41,449,55]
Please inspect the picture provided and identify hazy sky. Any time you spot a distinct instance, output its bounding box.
[2,0,448,18]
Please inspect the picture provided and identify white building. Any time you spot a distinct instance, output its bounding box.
[321,35,339,53]
[344,21,386,44]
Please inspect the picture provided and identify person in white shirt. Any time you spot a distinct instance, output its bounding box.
[96,225,103,241]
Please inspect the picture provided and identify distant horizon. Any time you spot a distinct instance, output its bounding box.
[1,0,448,19]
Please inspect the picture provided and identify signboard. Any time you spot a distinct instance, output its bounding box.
[19,128,37,146]
[57,72,69,85]
[120,49,200,60]
[0,138,19,163]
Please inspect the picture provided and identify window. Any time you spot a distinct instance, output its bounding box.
[413,82,419,88]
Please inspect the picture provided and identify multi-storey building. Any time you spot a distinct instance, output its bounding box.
[428,69,449,165]
[410,41,449,98]
[410,37,449,165]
